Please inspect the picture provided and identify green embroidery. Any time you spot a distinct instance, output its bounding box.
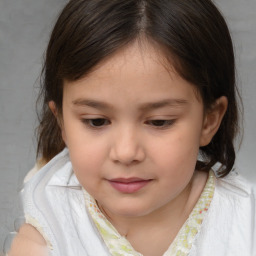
[84,171,215,256]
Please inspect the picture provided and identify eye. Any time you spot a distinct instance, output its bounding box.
[145,119,175,128]
[82,118,110,128]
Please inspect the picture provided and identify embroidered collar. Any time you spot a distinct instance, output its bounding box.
[84,171,215,256]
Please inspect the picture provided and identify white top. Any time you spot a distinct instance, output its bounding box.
[83,170,215,256]
[21,148,256,256]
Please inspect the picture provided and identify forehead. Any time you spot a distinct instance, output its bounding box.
[63,41,201,106]
[80,41,173,81]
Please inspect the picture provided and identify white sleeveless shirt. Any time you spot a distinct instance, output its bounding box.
[21,148,256,256]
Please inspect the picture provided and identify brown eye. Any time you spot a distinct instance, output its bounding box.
[82,118,110,127]
[146,120,175,127]
[151,120,167,126]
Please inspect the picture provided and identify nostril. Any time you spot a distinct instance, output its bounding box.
[110,145,145,165]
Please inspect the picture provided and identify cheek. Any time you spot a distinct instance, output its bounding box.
[151,128,201,175]
[152,135,199,198]
[65,134,104,177]
[63,120,107,161]
[62,117,110,185]
[69,141,105,173]
[69,147,103,194]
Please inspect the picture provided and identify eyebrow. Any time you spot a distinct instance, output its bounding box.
[72,98,188,111]
[139,99,188,111]
[72,99,113,110]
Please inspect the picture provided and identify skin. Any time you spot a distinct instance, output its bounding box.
[8,224,48,256]
[10,41,227,256]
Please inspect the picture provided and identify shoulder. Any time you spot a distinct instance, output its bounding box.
[194,172,256,255]
[214,172,256,245]
[215,171,256,199]
[20,148,87,255]
[23,158,47,183]
[214,171,256,214]
[8,224,48,256]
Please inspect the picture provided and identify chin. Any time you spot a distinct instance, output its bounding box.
[108,203,154,218]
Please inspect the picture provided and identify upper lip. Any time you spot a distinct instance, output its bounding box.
[109,177,151,183]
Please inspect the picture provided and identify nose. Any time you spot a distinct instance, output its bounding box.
[109,126,145,165]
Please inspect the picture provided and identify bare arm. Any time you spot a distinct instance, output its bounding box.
[8,224,49,256]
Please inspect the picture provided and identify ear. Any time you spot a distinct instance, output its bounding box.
[200,96,228,147]
[48,101,58,117]
[48,101,67,144]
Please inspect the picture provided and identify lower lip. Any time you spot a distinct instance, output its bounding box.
[109,180,151,193]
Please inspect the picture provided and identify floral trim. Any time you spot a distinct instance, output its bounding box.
[84,171,215,256]
[164,170,215,255]
[84,191,142,256]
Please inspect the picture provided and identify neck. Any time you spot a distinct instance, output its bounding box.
[98,171,208,255]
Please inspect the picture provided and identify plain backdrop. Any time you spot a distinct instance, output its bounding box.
[0,0,255,253]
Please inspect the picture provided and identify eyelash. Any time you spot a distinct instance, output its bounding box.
[82,118,111,128]
[81,118,176,129]
[145,119,176,128]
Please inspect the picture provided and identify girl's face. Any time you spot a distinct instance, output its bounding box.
[60,42,215,218]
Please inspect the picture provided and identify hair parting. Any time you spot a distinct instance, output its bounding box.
[37,0,241,176]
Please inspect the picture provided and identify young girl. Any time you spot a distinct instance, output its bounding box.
[7,0,256,255]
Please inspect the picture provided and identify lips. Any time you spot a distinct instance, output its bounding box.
[108,177,152,193]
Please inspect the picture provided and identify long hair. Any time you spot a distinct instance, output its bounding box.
[37,0,240,177]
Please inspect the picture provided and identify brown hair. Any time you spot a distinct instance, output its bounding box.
[37,0,241,177]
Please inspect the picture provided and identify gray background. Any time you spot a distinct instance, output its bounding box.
[0,0,255,253]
